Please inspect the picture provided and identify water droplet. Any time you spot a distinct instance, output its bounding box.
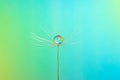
[53,35,64,46]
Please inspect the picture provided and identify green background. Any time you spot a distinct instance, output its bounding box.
[0,0,120,80]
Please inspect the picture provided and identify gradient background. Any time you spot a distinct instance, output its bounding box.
[0,0,120,80]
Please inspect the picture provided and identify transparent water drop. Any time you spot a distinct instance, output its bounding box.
[53,35,64,46]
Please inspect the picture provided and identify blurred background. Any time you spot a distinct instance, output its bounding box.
[0,0,120,80]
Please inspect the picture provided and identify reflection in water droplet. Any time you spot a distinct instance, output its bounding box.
[53,35,64,46]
